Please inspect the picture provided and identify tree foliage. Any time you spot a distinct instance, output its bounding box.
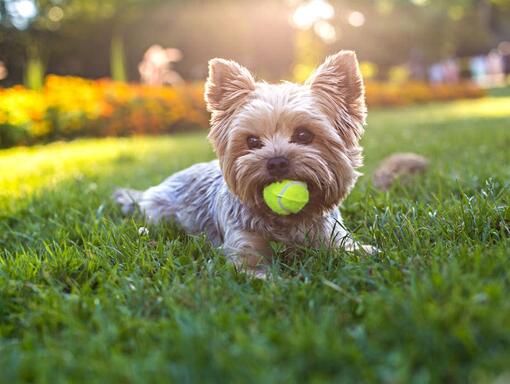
[0,0,509,84]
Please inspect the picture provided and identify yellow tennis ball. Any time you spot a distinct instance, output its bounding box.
[263,180,309,215]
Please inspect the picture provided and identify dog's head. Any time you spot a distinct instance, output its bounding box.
[205,51,366,219]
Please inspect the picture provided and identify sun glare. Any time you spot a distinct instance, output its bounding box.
[11,0,36,18]
[48,6,64,22]
[347,11,365,27]
[314,20,336,43]
[291,0,334,30]
[5,0,37,29]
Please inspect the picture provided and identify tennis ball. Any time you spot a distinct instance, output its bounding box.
[263,180,309,215]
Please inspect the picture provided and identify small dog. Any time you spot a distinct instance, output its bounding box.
[114,50,376,278]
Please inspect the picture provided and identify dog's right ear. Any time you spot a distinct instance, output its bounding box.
[306,51,366,146]
[205,58,255,112]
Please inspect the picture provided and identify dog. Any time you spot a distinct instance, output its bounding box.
[114,50,376,278]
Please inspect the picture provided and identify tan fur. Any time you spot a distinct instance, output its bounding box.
[205,51,366,225]
[373,153,429,190]
[115,51,376,279]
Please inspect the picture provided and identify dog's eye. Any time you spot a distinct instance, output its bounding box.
[291,127,314,145]
[246,135,263,150]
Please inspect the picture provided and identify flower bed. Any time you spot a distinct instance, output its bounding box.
[365,81,485,107]
[0,76,207,148]
[0,76,485,148]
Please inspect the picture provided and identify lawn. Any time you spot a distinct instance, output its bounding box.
[1,95,509,383]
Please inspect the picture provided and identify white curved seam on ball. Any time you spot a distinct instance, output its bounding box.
[277,181,306,214]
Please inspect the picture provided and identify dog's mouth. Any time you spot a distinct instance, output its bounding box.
[251,178,328,218]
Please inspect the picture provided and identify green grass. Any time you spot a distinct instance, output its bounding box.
[1,96,509,383]
[488,85,510,98]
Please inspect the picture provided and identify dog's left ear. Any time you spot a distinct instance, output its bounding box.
[205,58,256,157]
[306,51,366,145]
[205,58,255,113]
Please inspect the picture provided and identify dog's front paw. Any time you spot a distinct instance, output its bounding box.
[112,188,143,215]
[223,229,273,280]
[243,266,270,280]
[359,244,380,255]
[344,242,380,255]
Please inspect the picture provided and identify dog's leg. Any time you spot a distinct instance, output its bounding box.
[340,237,379,255]
[222,229,272,279]
[330,230,379,255]
[320,231,379,255]
[320,211,379,255]
[112,188,144,215]
[112,184,178,224]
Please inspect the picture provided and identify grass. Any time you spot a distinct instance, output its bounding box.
[1,95,509,383]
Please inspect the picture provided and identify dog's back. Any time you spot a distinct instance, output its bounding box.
[114,160,226,245]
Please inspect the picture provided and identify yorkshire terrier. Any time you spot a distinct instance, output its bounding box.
[114,50,376,278]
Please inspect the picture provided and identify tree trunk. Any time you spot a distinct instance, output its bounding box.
[24,45,44,90]
[110,30,127,82]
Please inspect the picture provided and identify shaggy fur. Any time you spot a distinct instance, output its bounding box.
[373,153,429,190]
[114,51,375,278]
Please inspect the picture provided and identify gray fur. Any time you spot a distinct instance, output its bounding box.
[114,51,378,278]
[113,160,370,277]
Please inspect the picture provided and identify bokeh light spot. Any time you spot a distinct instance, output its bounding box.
[48,6,64,22]
[291,0,334,30]
[314,20,336,43]
[347,11,365,27]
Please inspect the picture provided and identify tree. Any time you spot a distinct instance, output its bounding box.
[0,0,167,86]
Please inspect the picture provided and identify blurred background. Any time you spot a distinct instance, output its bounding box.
[1,0,509,148]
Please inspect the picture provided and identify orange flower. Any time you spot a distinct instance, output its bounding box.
[0,75,485,148]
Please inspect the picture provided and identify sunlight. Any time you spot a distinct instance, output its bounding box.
[314,20,336,43]
[5,0,37,29]
[47,6,64,22]
[347,11,365,27]
[9,0,36,18]
[410,0,429,6]
[291,0,334,30]
[0,138,176,201]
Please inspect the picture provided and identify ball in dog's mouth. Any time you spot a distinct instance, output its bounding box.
[263,180,310,215]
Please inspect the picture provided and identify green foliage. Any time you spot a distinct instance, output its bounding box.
[2,0,510,83]
[0,0,166,83]
[0,97,509,382]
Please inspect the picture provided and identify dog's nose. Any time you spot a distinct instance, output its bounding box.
[267,157,290,177]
